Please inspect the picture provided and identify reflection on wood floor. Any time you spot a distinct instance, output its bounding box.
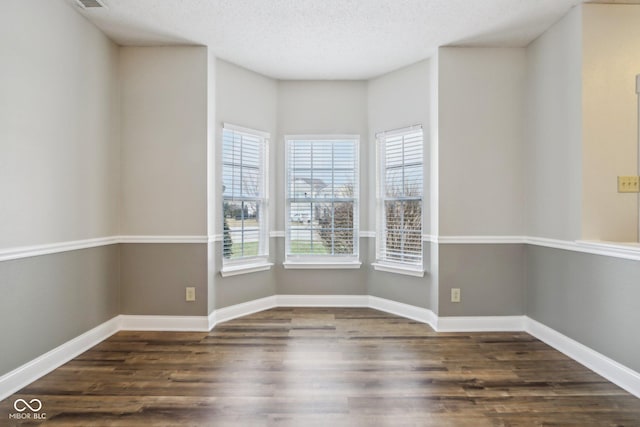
[2,307,640,426]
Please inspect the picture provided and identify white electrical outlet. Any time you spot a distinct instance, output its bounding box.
[451,288,461,303]
[185,287,196,302]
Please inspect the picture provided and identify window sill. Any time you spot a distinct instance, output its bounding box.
[372,262,424,277]
[221,262,274,277]
[283,261,362,270]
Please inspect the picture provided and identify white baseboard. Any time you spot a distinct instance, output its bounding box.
[368,296,437,329]
[210,296,277,328]
[276,294,369,307]
[4,299,640,404]
[0,316,120,401]
[119,315,209,332]
[525,317,640,399]
[437,315,525,332]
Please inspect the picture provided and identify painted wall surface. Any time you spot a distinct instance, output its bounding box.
[277,80,369,231]
[0,0,120,249]
[0,246,120,376]
[274,238,368,296]
[367,243,432,309]
[439,244,525,316]
[368,59,431,235]
[366,60,433,309]
[120,46,208,236]
[214,59,278,234]
[212,59,278,311]
[524,7,583,241]
[0,0,121,376]
[526,245,640,373]
[438,47,525,237]
[213,240,277,310]
[120,244,207,316]
[581,4,640,242]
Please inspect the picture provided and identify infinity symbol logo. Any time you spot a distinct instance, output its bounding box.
[13,398,43,412]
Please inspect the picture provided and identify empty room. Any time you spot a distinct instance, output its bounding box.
[2,0,640,425]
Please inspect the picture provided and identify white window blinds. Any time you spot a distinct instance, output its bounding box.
[377,126,423,266]
[222,124,268,262]
[286,136,359,260]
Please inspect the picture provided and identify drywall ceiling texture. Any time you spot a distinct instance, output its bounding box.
[72,0,585,80]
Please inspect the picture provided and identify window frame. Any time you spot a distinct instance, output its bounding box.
[374,125,425,277]
[220,123,272,276]
[284,134,361,268]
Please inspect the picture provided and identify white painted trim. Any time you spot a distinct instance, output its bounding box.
[525,317,640,399]
[438,235,526,244]
[5,297,640,403]
[220,262,273,277]
[524,236,581,251]
[277,295,369,307]
[0,237,119,262]
[212,296,277,326]
[372,262,424,277]
[437,316,526,332]
[5,235,640,263]
[285,134,361,141]
[574,240,640,261]
[283,261,362,269]
[119,235,208,244]
[223,122,270,139]
[368,296,437,329]
[119,315,209,332]
[0,316,120,401]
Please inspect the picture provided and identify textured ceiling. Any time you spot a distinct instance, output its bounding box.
[66,0,630,80]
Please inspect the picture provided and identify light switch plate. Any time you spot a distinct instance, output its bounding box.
[617,176,640,193]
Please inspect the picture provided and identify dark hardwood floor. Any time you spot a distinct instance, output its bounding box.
[2,307,640,426]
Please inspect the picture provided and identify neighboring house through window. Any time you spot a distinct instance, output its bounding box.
[221,123,271,276]
[285,136,360,268]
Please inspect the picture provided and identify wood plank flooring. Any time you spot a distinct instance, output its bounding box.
[2,307,640,426]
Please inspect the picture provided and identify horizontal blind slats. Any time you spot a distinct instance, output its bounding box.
[378,127,424,266]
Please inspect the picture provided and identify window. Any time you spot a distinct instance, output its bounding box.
[375,126,424,275]
[285,136,360,267]
[221,124,270,275]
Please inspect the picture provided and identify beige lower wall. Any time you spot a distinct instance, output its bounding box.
[120,243,208,316]
[0,245,120,376]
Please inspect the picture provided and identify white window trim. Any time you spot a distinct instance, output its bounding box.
[375,125,424,272]
[221,260,274,277]
[222,123,270,268]
[283,261,362,270]
[372,261,424,277]
[284,134,360,266]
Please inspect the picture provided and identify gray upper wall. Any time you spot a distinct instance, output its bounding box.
[120,46,208,236]
[368,59,431,235]
[524,6,583,241]
[214,59,278,235]
[277,80,369,231]
[438,47,525,237]
[0,0,120,250]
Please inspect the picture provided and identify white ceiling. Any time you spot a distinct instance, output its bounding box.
[67,0,633,80]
